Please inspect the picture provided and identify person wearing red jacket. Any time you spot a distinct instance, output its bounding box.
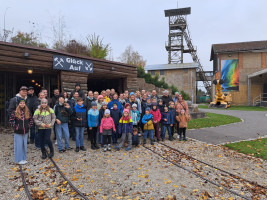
[100,109,116,152]
[150,103,161,142]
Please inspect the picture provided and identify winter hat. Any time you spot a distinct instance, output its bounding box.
[41,98,48,104]
[129,92,135,97]
[152,103,157,107]
[17,97,26,103]
[132,103,137,108]
[163,90,169,94]
[91,102,97,107]
[158,99,163,102]
[58,94,64,99]
[145,107,151,112]
[98,95,104,100]
[104,109,110,115]
[102,101,107,106]
[125,103,131,108]
[113,102,118,106]
[20,86,28,91]
[175,91,180,95]
[147,97,151,100]
[28,86,34,90]
[123,109,129,113]
[75,83,81,87]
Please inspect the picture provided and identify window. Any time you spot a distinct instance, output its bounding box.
[150,70,155,75]
[160,70,165,75]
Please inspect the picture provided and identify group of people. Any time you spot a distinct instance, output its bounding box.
[8,83,190,165]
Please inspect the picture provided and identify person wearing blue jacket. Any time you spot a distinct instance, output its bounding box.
[161,106,174,141]
[131,103,140,129]
[88,102,100,150]
[73,97,87,152]
[107,93,123,113]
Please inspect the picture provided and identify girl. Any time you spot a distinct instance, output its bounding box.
[114,109,133,151]
[33,99,56,159]
[150,103,161,142]
[176,109,190,141]
[88,102,100,150]
[9,98,33,164]
[131,103,140,131]
[142,107,154,145]
[100,109,116,152]
[97,95,104,110]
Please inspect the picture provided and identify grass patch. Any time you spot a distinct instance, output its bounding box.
[198,104,267,111]
[224,138,267,160]
[188,112,241,129]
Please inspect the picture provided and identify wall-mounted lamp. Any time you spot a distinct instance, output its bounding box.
[38,85,41,87]
[228,54,232,57]
[31,80,35,83]
[35,83,38,86]
[24,52,30,58]
[111,67,115,71]
[27,68,33,74]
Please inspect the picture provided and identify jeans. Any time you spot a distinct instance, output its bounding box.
[144,130,153,139]
[14,133,28,163]
[132,134,140,146]
[75,127,85,147]
[55,123,70,150]
[162,125,172,139]
[70,120,76,140]
[118,132,132,149]
[90,127,98,145]
[30,125,35,142]
[38,129,53,153]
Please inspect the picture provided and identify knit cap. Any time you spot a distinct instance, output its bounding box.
[91,102,97,107]
[98,95,104,100]
[123,109,129,113]
[132,103,137,108]
[125,103,131,108]
[17,97,26,103]
[145,107,151,112]
[102,101,107,106]
[41,98,48,104]
[58,94,64,99]
[104,109,110,115]
[129,92,135,97]
[152,103,157,107]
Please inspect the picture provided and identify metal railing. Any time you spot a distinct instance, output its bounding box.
[253,93,267,106]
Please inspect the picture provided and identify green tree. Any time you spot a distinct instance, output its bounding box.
[86,33,110,59]
[11,31,47,48]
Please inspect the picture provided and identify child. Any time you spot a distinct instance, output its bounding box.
[99,102,107,146]
[114,109,133,151]
[9,98,33,164]
[150,103,161,142]
[73,97,87,152]
[110,102,122,143]
[100,109,116,151]
[88,102,100,150]
[132,127,140,147]
[142,107,154,145]
[131,103,140,131]
[33,99,56,159]
[158,99,165,138]
[169,101,177,139]
[176,109,190,141]
[142,97,152,115]
[161,106,173,141]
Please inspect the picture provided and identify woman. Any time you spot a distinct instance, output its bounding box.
[96,95,104,110]
[9,98,33,164]
[33,99,56,159]
[62,91,69,103]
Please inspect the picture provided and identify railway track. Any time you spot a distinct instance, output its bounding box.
[18,158,89,200]
[143,142,267,200]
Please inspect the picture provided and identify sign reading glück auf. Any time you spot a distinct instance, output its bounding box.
[53,55,93,73]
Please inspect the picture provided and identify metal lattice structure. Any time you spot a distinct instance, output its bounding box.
[164,7,211,95]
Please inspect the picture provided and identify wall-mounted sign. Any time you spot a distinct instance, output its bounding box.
[53,55,93,73]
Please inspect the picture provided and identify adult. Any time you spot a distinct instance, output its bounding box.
[35,92,45,109]
[135,91,141,100]
[107,93,123,113]
[93,91,99,101]
[70,83,85,100]
[27,86,38,144]
[96,95,104,110]
[110,88,115,99]
[84,91,96,140]
[62,91,69,103]
[101,90,111,104]
[141,90,146,97]
[175,94,189,115]
[51,89,60,108]
[173,92,180,103]
[40,88,52,107]
[127,92,141,114]
[68,91,79,140]
[124,90,129,101]
[8,86,30,117]
[106,89,112,100]
[118,93,126,107]
[150,90,159,101]
[161,90,173,106]
[54,94,73,153]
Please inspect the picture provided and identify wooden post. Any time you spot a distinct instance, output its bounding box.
[248,77,251,106]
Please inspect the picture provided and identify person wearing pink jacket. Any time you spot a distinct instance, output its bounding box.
[100,109,116,152]
[150,103,162,142]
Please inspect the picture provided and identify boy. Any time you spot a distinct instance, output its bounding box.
[88,102,100,150]
[132,127,140,147]
[110,102,122,144]
[142,107,154,145]
[73,97,87,152]
[161,106,173,141]
[131,103,140,131]
[169,101,177,139]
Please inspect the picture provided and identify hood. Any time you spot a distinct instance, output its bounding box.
[16,93,27,100]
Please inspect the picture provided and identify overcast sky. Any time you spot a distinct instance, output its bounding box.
[1,0,267,74]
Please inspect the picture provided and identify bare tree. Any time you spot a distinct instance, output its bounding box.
[51,15,67,51]
[118,45,146,67]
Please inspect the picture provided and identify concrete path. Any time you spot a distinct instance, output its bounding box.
[187,109,267,145]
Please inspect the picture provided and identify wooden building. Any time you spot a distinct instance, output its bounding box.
[210,41,267,106]
[0,41,137,125]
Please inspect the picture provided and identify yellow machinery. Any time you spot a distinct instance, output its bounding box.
[209,79,232,108]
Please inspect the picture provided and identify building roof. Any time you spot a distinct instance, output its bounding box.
[210,40,267,61]
[145,63,198,71]
[248,68,267,79]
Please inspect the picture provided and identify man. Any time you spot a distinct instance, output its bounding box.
[51,89,60,108]
[70,83,85,100]
[84,91,96,140]
[27,86,38,144]
[173,92,180,103]
[106,89,111,99]
[8,86,30,117]
[93,91,99,101]
[110,88,115,99]
[161,90,173,107]
[141,90,146,97]
[40,88,52,106]
[150,90,159,101]
[69,91,79,140]
[101,90,111,104]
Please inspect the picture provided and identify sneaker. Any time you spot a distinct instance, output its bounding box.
[125,147,131,151]
[114,146,120,151]
[151,140,154,145]
[59,149,66,153]
[18,160,25,165]
[169,137,174,141]
[65,147,73,150]
[80,146,86,151]
[75,147,80,152]
[94,144,100,149]
[103,145,107,152]
[107,144,111,151]
[55,141,57,145]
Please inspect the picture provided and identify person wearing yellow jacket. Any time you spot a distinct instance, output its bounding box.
[142,107,154,145]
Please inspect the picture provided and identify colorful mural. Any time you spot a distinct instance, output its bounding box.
[221,59,239,91]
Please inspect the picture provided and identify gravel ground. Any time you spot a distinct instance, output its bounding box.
[1,127,267,200]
